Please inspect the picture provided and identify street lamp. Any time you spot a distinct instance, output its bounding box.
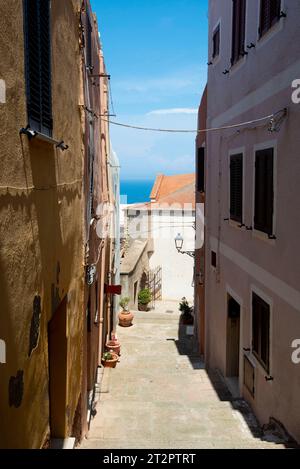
[174,233,195,258]
[175,233,184,251]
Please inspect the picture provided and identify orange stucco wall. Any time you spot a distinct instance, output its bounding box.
[0,0,86,448]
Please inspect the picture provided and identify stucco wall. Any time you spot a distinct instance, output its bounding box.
[149,209,195,301]
[0,0,85,448]
[109,148,121,328]
[194,87,207,355]
[205,0,300,442]
[120,240,150,310]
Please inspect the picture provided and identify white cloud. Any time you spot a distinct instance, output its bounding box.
[147,108,198,116]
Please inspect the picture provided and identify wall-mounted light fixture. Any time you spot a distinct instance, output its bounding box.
[175,233,195,258]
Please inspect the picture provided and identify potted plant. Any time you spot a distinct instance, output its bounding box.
[118,297,134,327]
[179,297,194,325]
[101,350,118,368]
[105,333,121,355]
[138,288,152,311]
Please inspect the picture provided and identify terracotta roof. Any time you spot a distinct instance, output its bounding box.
[150,173,195,201]
[152,182,195,209]
[123,174,196,212]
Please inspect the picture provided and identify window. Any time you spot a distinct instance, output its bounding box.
[134,281,138,304]
[244,355,255,397]
[212,25,220,59]
[94,281,99,324]
[86,12,93,70]
[196,147,205,193]
[230,153,243,223]
[23,0,52,136]
[259,0,281,37]
[254,148,274,235]
[211,251,217,268]
[231,0,246,65]
[252,292,270,372]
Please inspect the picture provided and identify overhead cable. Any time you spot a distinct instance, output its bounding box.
[101,109,287,134]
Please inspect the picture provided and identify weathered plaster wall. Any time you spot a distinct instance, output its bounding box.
[120,240,150,310]
[195,87,206,355]
[206,0,300,442]
[149,210,195,301]
[0,0,85,448]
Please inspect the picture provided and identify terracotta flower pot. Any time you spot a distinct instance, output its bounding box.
[118,310,134,327]
[138,303,149,311]
[101,352,118,368]
[105,339,121,355]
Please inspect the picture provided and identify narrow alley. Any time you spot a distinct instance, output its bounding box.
[80,302,285,450]
[1,0,300,453]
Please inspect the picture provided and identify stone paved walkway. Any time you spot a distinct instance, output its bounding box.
[80,301,286,449]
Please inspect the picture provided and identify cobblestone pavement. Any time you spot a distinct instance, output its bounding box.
[80,301,286,449]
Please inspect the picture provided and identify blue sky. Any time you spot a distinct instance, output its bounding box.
[91,0,208,180]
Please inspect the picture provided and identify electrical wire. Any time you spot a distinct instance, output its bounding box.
[108,79,116,116]
[101,112,279,134]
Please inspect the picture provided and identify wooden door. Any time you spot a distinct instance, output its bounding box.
[48,296,68,438]
[226,296,240,377]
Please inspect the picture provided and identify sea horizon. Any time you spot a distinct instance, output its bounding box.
[120,178,154,204]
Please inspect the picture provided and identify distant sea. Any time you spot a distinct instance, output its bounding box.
[120,179,154,204]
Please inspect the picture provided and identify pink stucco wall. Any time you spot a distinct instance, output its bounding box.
[205,0,300,442]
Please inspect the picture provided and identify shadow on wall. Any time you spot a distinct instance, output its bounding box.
[170,323,204,371]
[171,321,297,448]
[0,134,82,447]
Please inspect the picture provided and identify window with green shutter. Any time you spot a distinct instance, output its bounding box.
[254,148,274,235]
[23,0,52,136]
[230,153,243,223]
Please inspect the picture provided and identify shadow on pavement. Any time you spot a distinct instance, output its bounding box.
[172,318,298,449]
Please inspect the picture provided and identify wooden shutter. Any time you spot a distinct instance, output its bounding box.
[254,148,274,234]
[239,0,246,57]
[260,303,270,370]
[230,154,243,223]
[252,293,270,372]
[252,297,260,357]
[39,0,52,134]
[212,25,220,58]
[232,0,239,64]
[259,0,281,37]
[24,0,52,135]
[211,251,217,268]
[86,13,93,69]
[197,147,205,193]
[231,0,246,65]
[244,355,255,397]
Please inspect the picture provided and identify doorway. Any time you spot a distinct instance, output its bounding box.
[48,296,68,438]
[134,281,138,306]
[226,295,240,380]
